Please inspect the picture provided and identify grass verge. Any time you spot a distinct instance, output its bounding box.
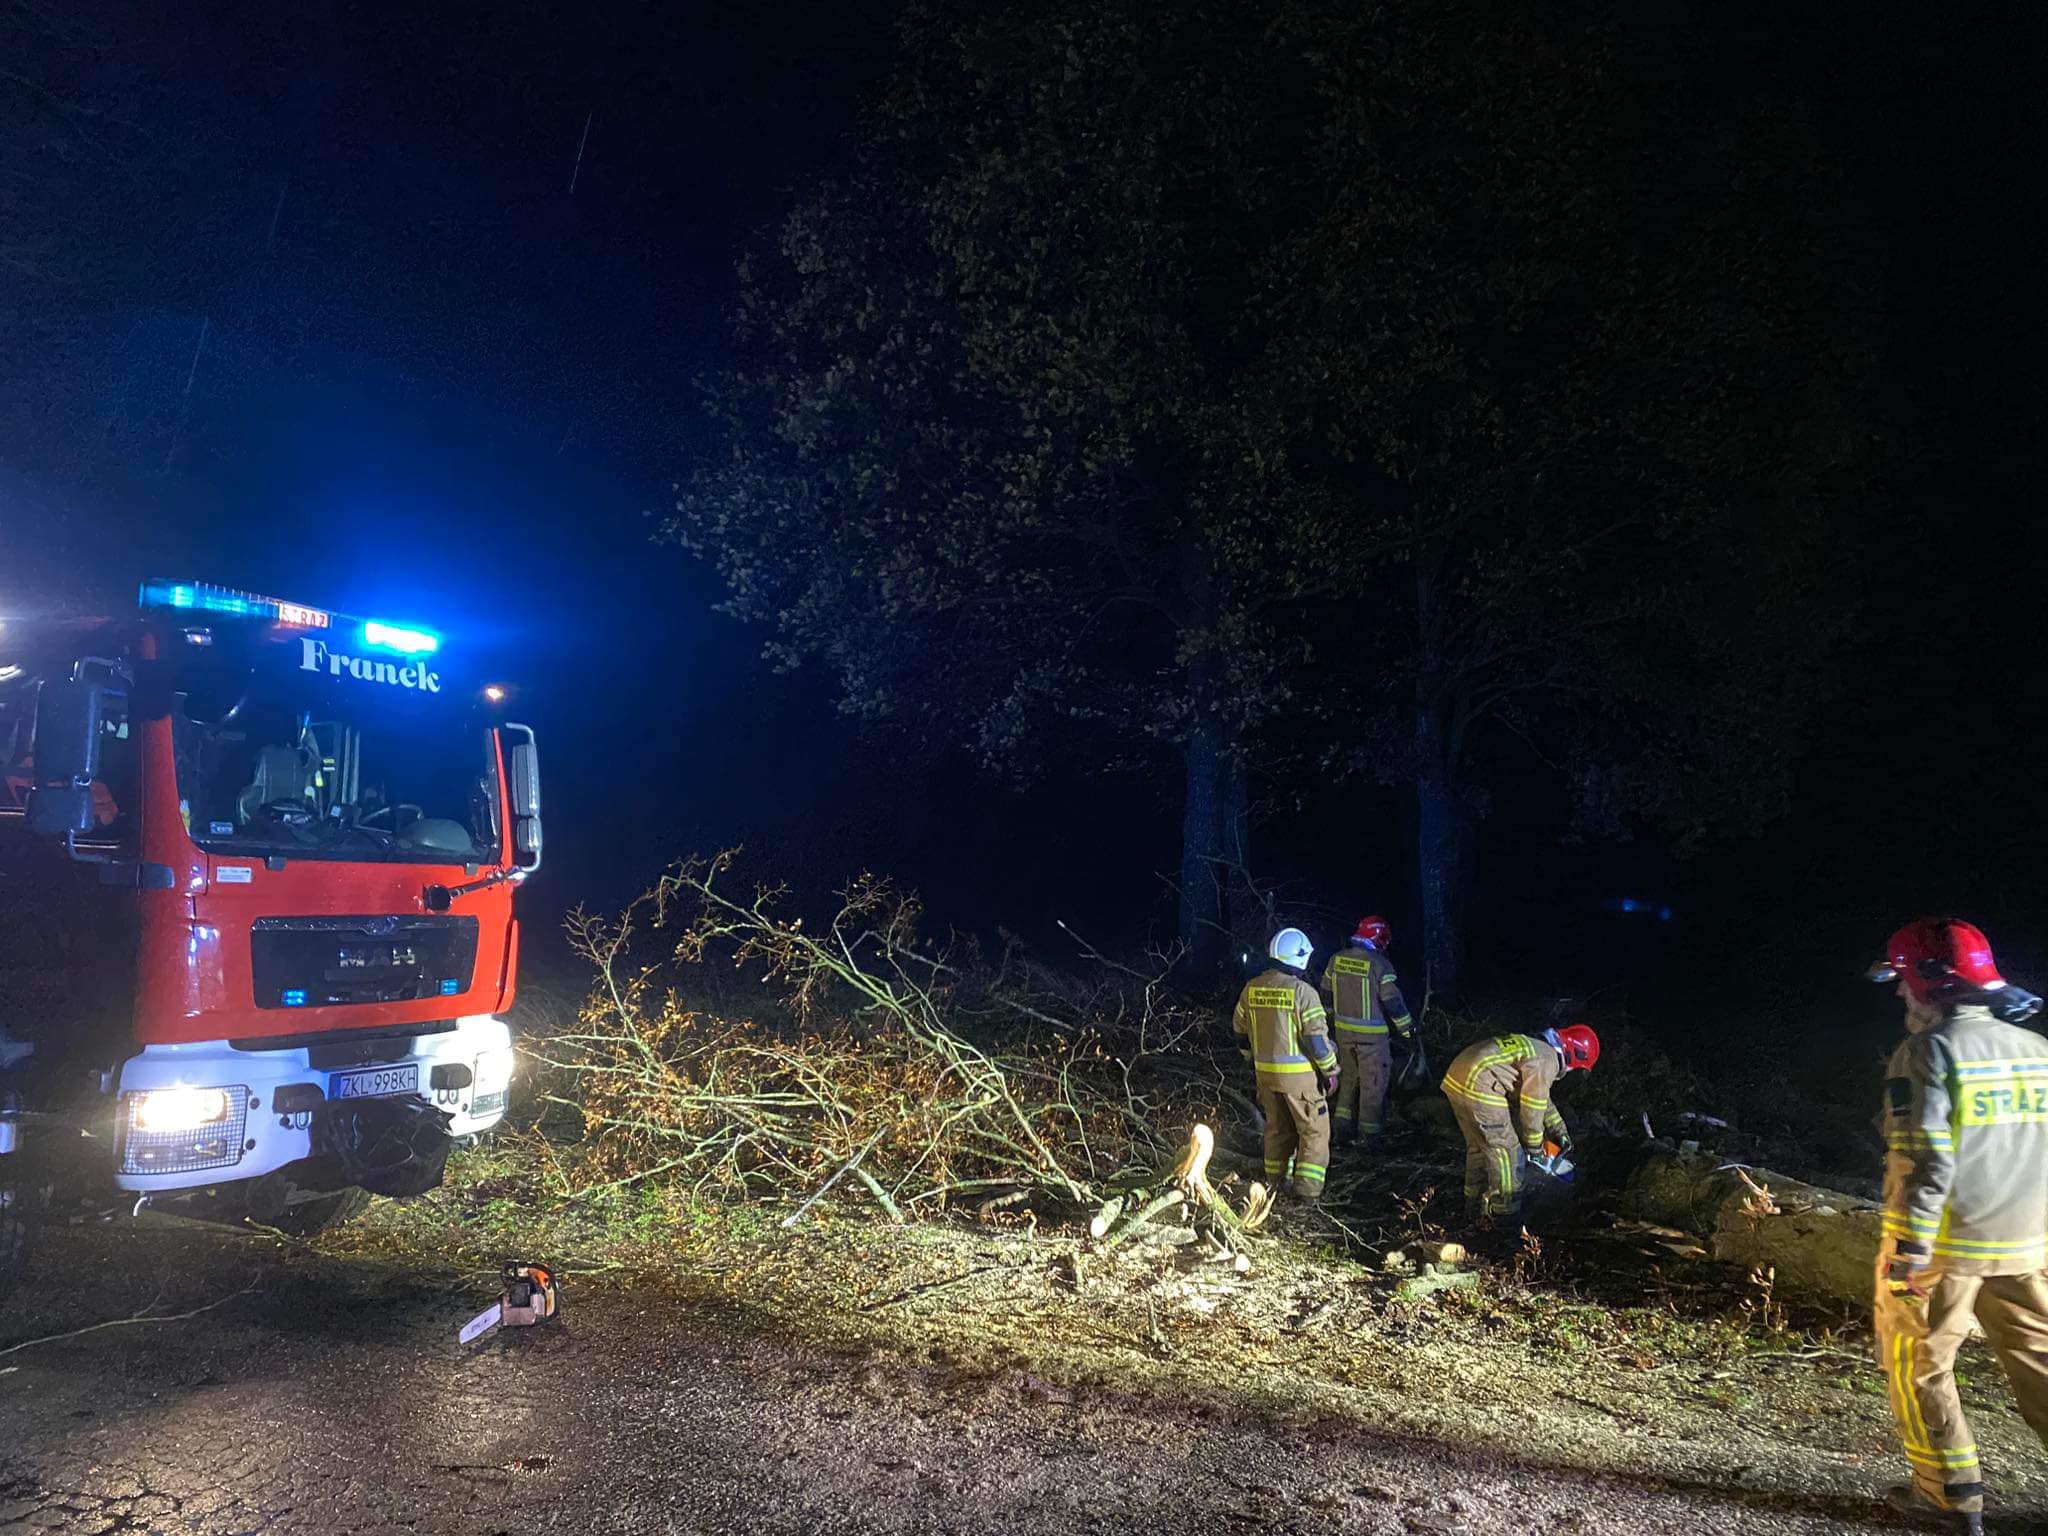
[301,1128,2048,1513]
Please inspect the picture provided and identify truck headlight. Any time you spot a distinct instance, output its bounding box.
[470,1048,514,1118]
[120,1085,249,1175]
[131,1086,233,1134]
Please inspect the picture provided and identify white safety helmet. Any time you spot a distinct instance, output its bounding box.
[1267,927,1313,968]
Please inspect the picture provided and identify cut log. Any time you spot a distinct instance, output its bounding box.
[1619,1150,1881,1308]
[1089,1193,1130,1241]
[1097,1189,1186,1252]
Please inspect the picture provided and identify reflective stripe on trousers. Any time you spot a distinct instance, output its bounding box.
[1448,1094,1522,1215]
[1873,1264,2048,1514]
[1331,1036,1391,1135]
[1260,1081,1331,1190]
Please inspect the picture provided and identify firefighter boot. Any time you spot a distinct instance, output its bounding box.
[1884,1486,1984,1535]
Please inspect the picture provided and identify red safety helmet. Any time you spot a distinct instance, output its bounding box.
[1556,1024,1599,1072]
[1354,915,1391,947]
[1868,918,2005,1006]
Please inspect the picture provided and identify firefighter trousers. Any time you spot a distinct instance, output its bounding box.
[1331,1034,1391,1139]
[1258,1080,1330,1195]
[1874,1264,2048,1513]
[1447,1096,1523,1219]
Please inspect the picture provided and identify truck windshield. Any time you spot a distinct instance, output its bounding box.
[174,685,500,866]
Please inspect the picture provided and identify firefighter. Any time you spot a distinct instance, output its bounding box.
[1866,918,2048,1535]
[1439,1024,1598,1229]
[1320,915,1416,1147]
[1233,927,1339,1202]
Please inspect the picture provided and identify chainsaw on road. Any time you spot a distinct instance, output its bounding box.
[458,1262,559,1344]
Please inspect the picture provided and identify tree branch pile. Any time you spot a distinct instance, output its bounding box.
[534,854,1223,1218]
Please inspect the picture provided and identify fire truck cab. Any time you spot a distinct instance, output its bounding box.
[0,580,536,1260]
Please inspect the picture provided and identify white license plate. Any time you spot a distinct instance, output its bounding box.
[330,1064,420,1101]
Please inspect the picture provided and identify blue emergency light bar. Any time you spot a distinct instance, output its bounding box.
[139,578,332,629]
[139,579,441,655]
[362,620,440,656]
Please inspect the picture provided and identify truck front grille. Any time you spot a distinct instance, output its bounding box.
[250,915,479,1010]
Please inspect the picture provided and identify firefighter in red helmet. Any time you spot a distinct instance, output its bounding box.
[1865,918,2046,1535]
[1439,1023,1597,1230]
[1319,915,1415,1147]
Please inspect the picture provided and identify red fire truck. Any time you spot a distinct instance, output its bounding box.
[0,580,538,1273]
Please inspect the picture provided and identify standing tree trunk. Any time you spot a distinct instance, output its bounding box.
[1414,569,1465,1005]
[1218,748,1263,950]
[1175,535,1254,986]
[1415,703,1464,1006]
[1178,717,1234,983]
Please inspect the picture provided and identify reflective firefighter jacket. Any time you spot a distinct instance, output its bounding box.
[1441,1033,1568,1149]
[1883,1003,2048,1275]
[1320,941,1414,1038]
[1233,967,1337,1086]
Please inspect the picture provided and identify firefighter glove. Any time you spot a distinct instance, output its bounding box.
[1886,1248,1932,1297]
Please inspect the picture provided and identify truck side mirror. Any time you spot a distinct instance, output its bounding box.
[27,677,111,838]
[504,726,541,874]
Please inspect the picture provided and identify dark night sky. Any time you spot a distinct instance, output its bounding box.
[3,2,2045,1087]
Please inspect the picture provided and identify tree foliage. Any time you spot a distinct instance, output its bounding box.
[667,2,1347,967]
[1250,1,1875,992]
[666,0,1874,992]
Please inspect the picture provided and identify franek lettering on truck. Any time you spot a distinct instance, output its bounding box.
[300,637,442,693]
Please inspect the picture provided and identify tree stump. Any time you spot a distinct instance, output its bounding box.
[1090,1124,1273,1260]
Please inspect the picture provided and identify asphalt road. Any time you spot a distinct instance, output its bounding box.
[0,1222,1975,1535]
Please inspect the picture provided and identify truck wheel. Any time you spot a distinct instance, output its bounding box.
[265,1187,374,1237]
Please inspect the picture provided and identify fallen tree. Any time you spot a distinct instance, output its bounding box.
[534,854,1228,1218]
[1618,1148,1882,1309]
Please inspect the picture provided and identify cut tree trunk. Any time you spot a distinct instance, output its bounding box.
[1619,1149,1882,1308]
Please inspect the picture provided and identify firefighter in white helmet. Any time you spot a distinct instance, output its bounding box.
[1232,927,1339,1201]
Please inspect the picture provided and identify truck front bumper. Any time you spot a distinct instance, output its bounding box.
[110,1015,514,1193]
